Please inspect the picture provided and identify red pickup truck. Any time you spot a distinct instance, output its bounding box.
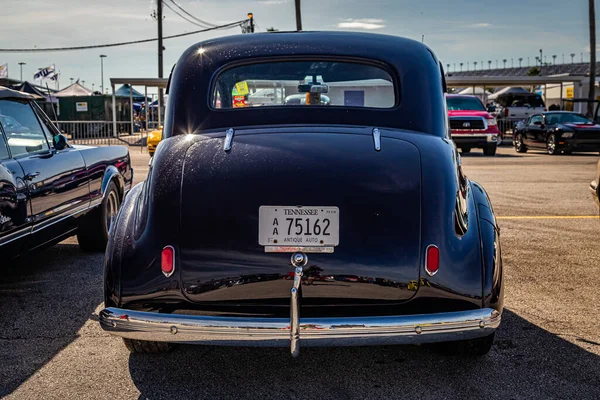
[447,94,501,156]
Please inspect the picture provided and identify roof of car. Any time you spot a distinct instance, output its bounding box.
[0,86,35,100]
[446,94,479,98]
[165,31,447,137]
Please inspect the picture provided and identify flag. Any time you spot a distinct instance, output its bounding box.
[0,64,7,79]
[33,64,56,81]
[48,71,59,81]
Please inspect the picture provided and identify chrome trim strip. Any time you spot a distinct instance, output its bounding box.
[265,246,334,253]
[31,202,90,234]
[0,225,32,247]
[224,128,234,151]
[373,127,381,151]
[290,266,303,358]
[99,307,500,348]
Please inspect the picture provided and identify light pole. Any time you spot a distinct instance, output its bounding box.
[100,54,107,94]
[474,61,478,71]
[552,55,557,65]
[18,62,26,82]
[503,59,507,68]
[70,77,74,85]
[570,53,576,63]
[488,60,492,70]
[446,63,450,73]
[518,57,523,67]
[460,62,463,72]
[92,83,95,92]
[82,80,86,88]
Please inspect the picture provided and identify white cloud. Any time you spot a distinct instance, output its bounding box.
[471,23,491,28]
[337,18,385,30]
[585,44,600,52]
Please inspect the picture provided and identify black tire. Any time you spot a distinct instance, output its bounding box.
[547,133,559,155]
[514,133,527,153]
[432,333,495,356]
[123,338,173,354]
[483,144,497,156]
[77,181,121,252]
[461,148,471,154]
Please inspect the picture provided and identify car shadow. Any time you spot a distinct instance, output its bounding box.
[0,241,104,397]
[127,309,599,399]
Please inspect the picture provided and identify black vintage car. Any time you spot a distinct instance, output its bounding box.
[100,32,503,357]
[513,111,600,155]
[0,87,133,259]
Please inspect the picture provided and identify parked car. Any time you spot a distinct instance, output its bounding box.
[446,94,501,155]
[591,160,600,206]
[147,126,162,156]
[0,86,133,259]
[491,92,546,134]
[284,94,331,105]
[513,111,600,155]
[99,32,503,358]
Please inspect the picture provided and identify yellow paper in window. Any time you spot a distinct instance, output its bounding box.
[235,81,249,96]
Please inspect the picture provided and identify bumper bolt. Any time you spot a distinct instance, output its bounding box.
[111,321,117,328]
[170,326,178,334]
[415,326,422,334]
[479,320,485,328]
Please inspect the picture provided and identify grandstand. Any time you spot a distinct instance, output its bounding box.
[447,62,600,77]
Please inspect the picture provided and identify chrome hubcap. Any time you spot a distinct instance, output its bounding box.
[515,135,522,148]
[548,136,555,153]
[105,191,119,234]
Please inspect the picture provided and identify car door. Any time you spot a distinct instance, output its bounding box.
[525,115,544,147]
[1,99,89,250]
[0,126,30,257]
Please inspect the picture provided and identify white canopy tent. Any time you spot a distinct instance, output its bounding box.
[54,82,92,97]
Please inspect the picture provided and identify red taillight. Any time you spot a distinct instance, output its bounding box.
[425,245,439,276]
[161,245,175,277]
[504,108,509,117]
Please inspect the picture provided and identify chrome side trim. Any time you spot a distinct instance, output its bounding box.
[224,128,234,151]
[99,307,501,349]
[373,127,381,151]
[31,202,90,234]
[0,225,32,247]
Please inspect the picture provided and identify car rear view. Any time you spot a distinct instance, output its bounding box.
[447,94,500,155]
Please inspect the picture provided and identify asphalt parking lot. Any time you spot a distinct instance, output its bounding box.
[1,145,599,400]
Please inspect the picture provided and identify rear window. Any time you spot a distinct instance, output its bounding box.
[497,94,545,108]
[446,96,485,111]
[212,60,396,109]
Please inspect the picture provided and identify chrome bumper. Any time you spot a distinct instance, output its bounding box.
[99,307,500,353]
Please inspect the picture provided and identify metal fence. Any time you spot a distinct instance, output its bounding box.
[53,121,148,150]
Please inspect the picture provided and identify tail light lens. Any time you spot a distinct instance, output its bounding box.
[425,245,439,276]
[161,245,175,277]
[504,108,509,117]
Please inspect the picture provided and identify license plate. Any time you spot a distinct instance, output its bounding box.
[258,206,339,249]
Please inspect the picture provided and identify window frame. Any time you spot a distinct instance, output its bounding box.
[208,55,401,112]
[0,120,10,160]
[0,99,52,159]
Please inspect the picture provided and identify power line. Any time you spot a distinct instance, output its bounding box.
[162,0,212,29]
[165,0,218,28]
[0,20,247,53]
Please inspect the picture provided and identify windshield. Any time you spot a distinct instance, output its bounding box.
[212,60,395,109]
[545,113,593,125]
[446,96,485,111]
[497,94,545,108]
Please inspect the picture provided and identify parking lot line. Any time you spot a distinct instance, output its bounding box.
[497,216,599,219]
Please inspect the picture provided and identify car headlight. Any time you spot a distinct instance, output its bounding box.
[486,118,497,126]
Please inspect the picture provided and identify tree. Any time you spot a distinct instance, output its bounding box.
[588,0,596,117]
[266,27,278,32]
[527,67,541,76]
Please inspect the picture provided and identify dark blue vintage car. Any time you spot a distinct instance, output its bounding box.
[0,86,133,258]
[100,32,503,357]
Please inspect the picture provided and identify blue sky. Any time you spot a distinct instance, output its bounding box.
[0,0,596,93]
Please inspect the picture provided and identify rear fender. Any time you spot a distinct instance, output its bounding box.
[471,181,503,313]
[100,165,125,201]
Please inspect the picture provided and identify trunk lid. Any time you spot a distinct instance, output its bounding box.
[179,130,422,315]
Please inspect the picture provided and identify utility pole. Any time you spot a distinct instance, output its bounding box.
[588,0,596,117]
[18,62,26,82]
[100,54,107,94]
[157,0,164,80]
[294,0,302,31]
